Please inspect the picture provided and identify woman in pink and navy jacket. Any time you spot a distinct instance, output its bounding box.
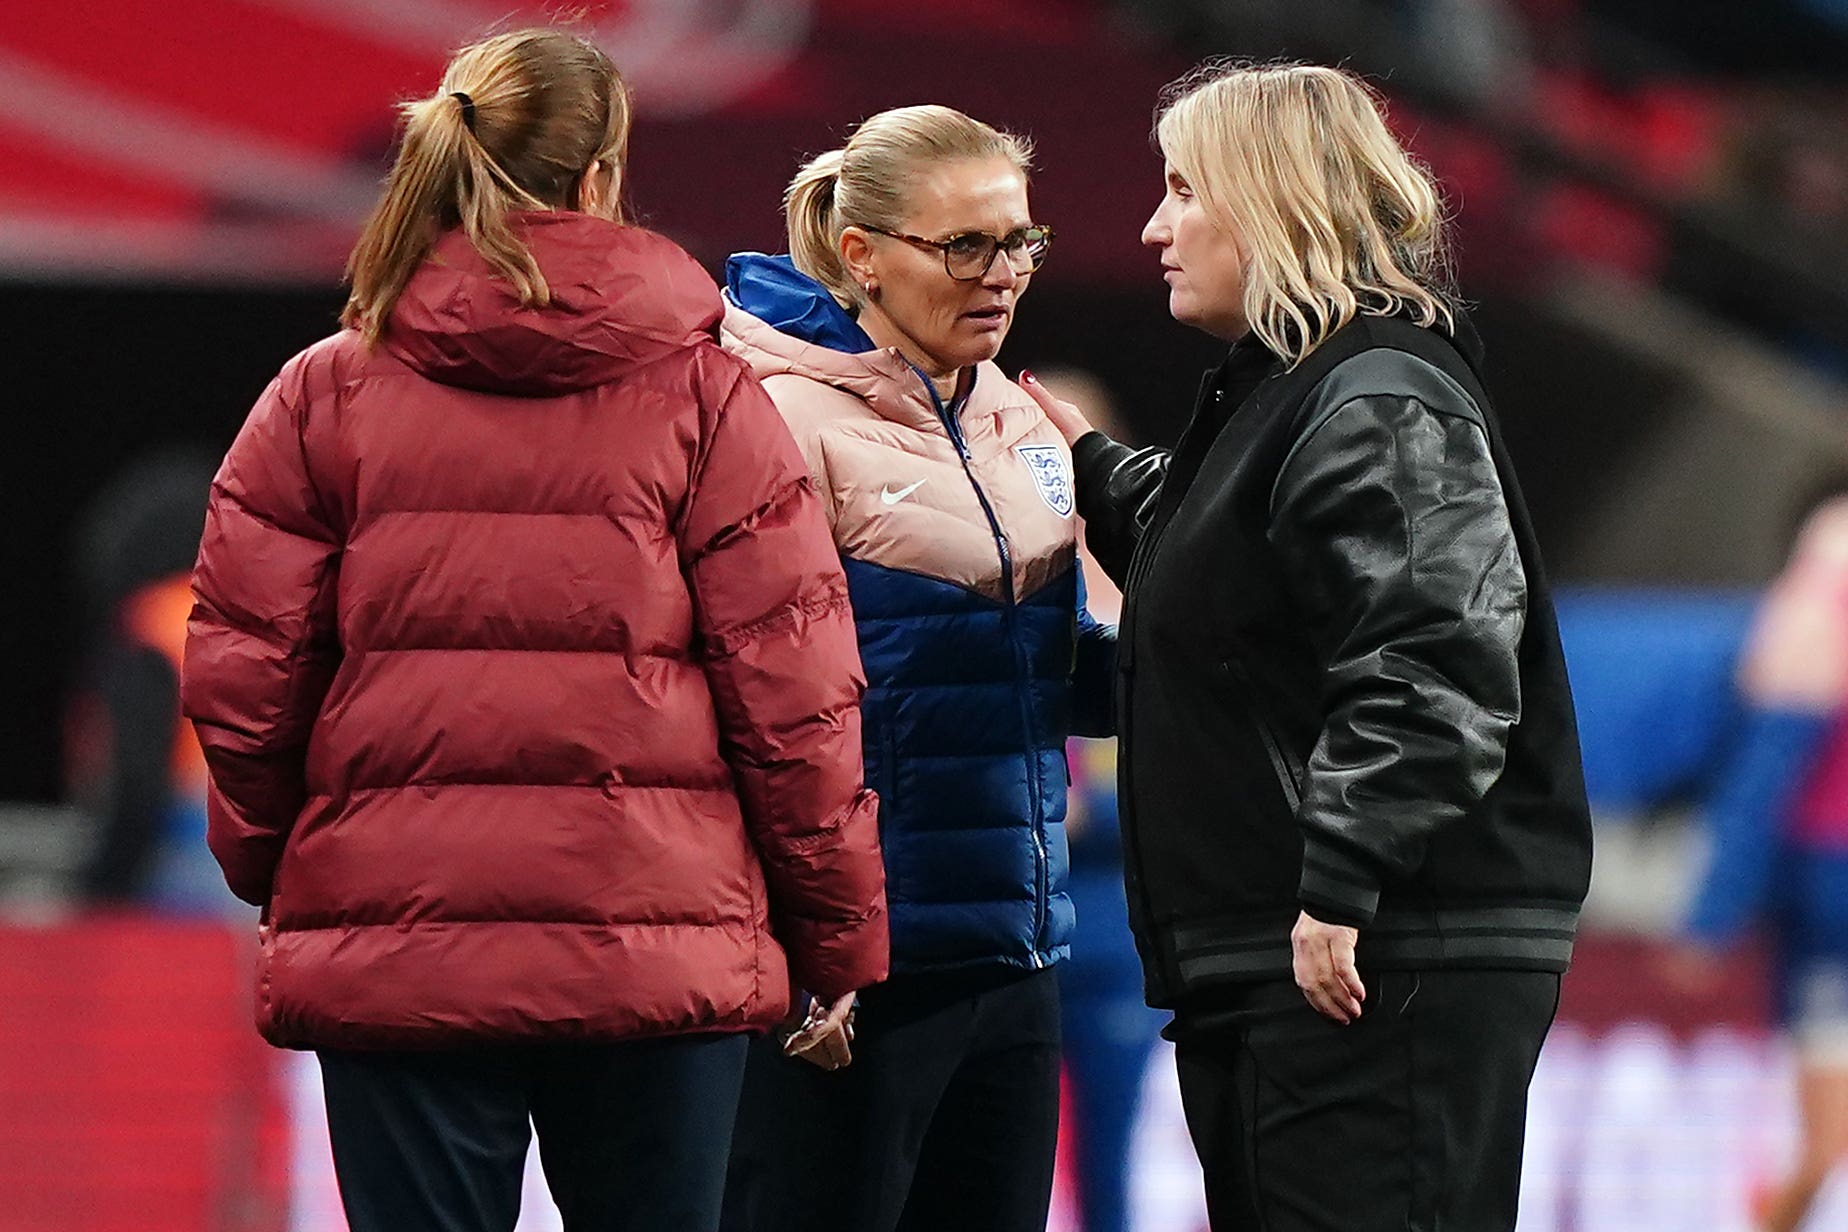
[717,105,1114,1232]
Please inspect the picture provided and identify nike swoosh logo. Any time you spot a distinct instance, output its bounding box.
[880,480,926,506]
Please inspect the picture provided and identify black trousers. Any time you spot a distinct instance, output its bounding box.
[1171,969,1561,1232]
[318,1033,749,1232]
[721,965,1062,1232]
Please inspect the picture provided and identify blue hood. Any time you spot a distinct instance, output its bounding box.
[725,253,876,355]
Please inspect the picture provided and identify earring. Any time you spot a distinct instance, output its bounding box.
[862,280,877,297]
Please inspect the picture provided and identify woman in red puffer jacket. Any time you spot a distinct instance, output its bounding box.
[180,28,886,1232]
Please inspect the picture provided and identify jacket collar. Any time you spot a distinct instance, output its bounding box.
[1221,300,1482,386]
[1443,307,1487,376]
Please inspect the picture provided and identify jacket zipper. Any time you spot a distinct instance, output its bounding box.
[916,364,1049,966]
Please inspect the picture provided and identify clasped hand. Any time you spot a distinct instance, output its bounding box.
[780,990,858,1070]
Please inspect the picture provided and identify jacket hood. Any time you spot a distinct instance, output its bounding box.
[385,213,722,396]
[721,253,948,430]
[725,253,875,355]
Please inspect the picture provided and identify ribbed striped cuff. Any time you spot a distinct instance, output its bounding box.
[1298,839,1382,928]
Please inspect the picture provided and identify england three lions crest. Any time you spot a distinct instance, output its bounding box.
[1015,445,1074,518]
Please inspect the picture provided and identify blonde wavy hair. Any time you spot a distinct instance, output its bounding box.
[1156,61,1454,365]
[784,105,1033,309]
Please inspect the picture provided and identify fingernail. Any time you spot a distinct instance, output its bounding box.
[1022,370,1036,384]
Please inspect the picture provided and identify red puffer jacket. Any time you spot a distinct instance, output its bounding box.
[181,213,887,1050]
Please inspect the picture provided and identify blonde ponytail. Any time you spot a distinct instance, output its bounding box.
[784,149,853,305]
[342,29,631,346]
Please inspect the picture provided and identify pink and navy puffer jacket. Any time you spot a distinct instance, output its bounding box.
[722,254,1114,977]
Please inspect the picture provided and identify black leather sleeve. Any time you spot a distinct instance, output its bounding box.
[1072,431,1171,587]
[1269,383,1526,928]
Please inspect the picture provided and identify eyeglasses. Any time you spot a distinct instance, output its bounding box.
[861,224,1055,281]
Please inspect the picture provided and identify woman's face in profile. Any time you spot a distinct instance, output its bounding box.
[1143,160,1249,341]
[852,157,1034,379]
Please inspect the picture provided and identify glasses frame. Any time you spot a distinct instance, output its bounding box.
[860,224,1055,282]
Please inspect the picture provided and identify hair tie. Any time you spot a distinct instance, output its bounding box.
[451,91,477,131]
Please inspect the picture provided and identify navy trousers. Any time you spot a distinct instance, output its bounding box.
[318,1033,749,1232]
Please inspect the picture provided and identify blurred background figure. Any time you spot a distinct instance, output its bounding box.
[1673,489,1848,1232]
[65,450,247,914]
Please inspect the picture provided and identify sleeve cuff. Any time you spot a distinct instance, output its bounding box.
[1299,838,1383,927]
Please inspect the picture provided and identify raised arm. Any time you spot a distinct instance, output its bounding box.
[1072,434,1171,585]
[1019,371,1169,586]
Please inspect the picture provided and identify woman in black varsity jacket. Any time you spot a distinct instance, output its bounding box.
[1021,61,1593,1232]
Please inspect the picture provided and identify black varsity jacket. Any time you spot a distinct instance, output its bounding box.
[1075,310,1593,1007]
